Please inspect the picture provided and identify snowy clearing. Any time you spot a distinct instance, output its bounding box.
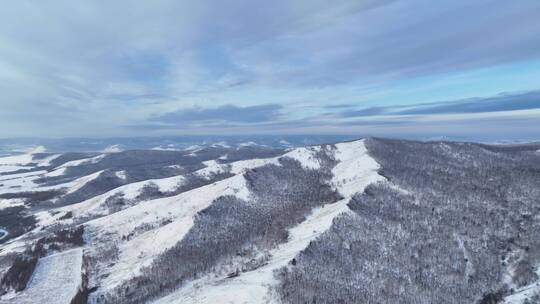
[153,199,352,304]
[197,145,326,179]
[58,174,186,220]
[238,141,259,147]
[115,170,127,180]
[0,199,24,210]
[196,160,225,178]
[152,140,385,304]
[44,167,67,177]
[504,265,540,304]
[0,147,53,174]
[0,170,48,181]
[34,154,61,167]
[184,145,202,152]
[0,150,38,166]
[87,174,251,293]
[0,248,83,304]
[196,157,279,179]
[282,146,321,170]
[331,139,385,197]
[0,165,34,174]
[103,144,123,153]
[0,170,103,196]
[61,154,105,168]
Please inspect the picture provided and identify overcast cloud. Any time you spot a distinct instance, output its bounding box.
[1,0,539,139]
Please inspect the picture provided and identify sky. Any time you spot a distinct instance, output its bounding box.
[1,0,540,140]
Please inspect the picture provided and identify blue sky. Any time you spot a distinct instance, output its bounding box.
[1,0,539,140]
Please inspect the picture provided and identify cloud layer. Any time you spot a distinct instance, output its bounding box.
[339,90,540,117]
[151,104,283,126]
[0,1,539,139]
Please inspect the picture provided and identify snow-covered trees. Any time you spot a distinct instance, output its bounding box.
[275,138,540,303]
[102,155,340,303]
[3,138,539,303]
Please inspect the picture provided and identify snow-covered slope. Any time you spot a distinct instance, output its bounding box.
[504,265,540,304]
[85,174,251,299]
[0,146,59,174]
[152,140,384,304]
[2,138,536,304]
[0,248,83,304]
[153,199,352,304]
[331,140,384,197]
[0,139,386,304]
[54,174,186,221]
[0,170,103,195]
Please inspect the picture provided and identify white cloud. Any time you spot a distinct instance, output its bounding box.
[0,1,539,137]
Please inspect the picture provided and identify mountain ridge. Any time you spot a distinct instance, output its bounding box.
[0,138,539,303]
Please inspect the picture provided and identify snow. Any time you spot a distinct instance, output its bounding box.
[26,146,47,154]
[0,248,83,304]
[455,234,473,278]
[87,174,248,242]
[197,160,226,178]
[152,175,186,193]
[0,228,7,241]
[0,165,34,174]
[0,151,36,166]
[504,265,540,304]
[65,170,103,194]
[197,145,326,178]
[0,170,48,181]
[103,144,123,153]
[151,140,385,304]
[0,198,24,210]
[196,158,279,179]
[0,169,102,196]
[238,141,258,147]
[152,145,181,151]
[0,155,106,195]
[184,145,202,152]
[56,174,186,220]
[153,199,352,304]
[44,167,67,177]
[87,174,251,294]
[331,139,385,197]
[0,171,47,194]
[0,147,53,173]
[0,146,57,169]
[282,146,322,170]
[230,158,279,174]
[56,154,105,170]
[115,170,127,180]
[37,154,105,178]
[212,141,231,148]
[0,139,387,304]
[35,154,61,167]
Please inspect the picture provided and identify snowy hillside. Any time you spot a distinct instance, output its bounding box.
[1,138,539,304]
[0,248,83,304]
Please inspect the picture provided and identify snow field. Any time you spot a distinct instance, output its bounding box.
[86,174,251,292]
[504,265,540,304]
[331,139,385,197]
[0,248,83,304]
[153,140,385,303]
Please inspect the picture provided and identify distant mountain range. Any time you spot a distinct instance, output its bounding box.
[0,135,362,154]
[0,138,539,304]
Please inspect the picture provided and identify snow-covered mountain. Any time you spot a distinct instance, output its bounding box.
[0,138,539,304]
